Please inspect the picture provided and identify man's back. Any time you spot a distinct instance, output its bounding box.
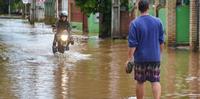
[128,15,164,62]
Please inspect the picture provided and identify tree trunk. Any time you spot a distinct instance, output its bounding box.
[22,4,25,19]
[99,13,111,38]
[83,14,88,36]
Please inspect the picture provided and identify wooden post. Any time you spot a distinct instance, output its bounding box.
[111,0,120,39]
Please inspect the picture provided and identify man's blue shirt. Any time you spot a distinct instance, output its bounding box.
[128,15,164,62]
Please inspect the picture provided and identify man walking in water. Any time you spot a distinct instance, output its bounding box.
[126,0,164,99]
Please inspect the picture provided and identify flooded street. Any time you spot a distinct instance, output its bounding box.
[0,19,199,99]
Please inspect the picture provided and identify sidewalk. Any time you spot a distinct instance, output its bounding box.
[0,15,22,19]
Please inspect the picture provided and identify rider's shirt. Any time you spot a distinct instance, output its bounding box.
[56,20,71,33]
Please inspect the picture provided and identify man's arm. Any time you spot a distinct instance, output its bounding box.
[159,20,164,53]
[127,22,138,62]
[128,47,136,62]
[160,43,164,53]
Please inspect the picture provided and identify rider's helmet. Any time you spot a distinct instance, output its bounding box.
[59,11,68,18]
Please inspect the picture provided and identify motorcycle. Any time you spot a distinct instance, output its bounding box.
[52,29,74,54]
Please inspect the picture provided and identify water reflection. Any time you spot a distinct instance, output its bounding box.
[108,40,135,99]
[162,49,200,99]
[0,60,17,99]
[161,49,177,99]
[188,52,200,98]
[0,42,16,98]
[54,59,70,99]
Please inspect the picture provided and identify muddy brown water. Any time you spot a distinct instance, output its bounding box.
[0,19,199,99]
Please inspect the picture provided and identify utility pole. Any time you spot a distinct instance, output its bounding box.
[56,0,59,18]
[62,0,68,12]
[111,0,120,39]
[30,0,36,24]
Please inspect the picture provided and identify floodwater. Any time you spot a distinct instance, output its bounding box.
[0,19,199,99]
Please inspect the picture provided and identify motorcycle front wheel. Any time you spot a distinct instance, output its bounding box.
[57,42,65,53]
[52,45,58,54]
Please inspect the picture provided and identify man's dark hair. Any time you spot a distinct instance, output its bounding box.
[138,0,150,13]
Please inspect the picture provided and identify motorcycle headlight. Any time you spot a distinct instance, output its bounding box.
[61,35,68,41]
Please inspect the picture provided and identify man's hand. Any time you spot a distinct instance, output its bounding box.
[125,60,130,71]
[125,59,134,74]
[125,47,136,74]
[160,43,164,53]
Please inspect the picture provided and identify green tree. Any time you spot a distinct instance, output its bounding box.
[0,0,23,14]
[11,0,23,14]
[75,0,129,38]
[75,0,111,38]
[0,0,7,14]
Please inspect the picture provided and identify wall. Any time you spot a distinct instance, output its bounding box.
[166,0,177,46]
[190,0,198,49]
[68,0,83,22]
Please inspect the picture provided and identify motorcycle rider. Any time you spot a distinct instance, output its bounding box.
[52,11,74,53]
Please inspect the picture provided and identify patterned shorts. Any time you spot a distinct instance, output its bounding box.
[134,62,160,83]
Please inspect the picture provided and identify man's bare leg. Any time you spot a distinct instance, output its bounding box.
[136,82,145,99]
[151,82,161,99]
